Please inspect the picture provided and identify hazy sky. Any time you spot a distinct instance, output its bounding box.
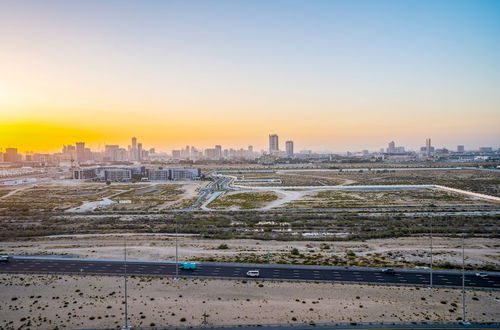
[1,0,499,152]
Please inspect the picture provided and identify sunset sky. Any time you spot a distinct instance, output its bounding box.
[1,0,499,153]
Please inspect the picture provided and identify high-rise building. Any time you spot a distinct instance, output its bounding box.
[457,145,465,153]
[172,150,181,158]
[105,145,120,161]
[76,142,86,163]
[426,138,432,156]
[4,148,19,162]
[137,143,143,161]
[387,141,396,153]
[269,134,279,154]
[131,137,137,160]
[215,145,222,159]
[285,140,294,157]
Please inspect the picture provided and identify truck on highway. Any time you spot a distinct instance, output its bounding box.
[179,262,197,270]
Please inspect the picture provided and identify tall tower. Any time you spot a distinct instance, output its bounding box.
[75,142,85,163]
[131,137,137,160]
[137,143,143,161]
[269,134,279,154]
[285,140,294,157]
[426,138,431,156]
[215,145,222,159]
[387,141,395,153]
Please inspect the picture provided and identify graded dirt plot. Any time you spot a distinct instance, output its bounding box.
[0,274,497,329]
[0,182,125,212]
[233,171,346,186]
[281,188,497,209]
[230,169,500,196]
[208,191,279,210]
[103,182,206,211]
[337,169,500,197]
[0,188,13,197]
[0,181,207,212]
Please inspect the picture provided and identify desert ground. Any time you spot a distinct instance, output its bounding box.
[1,235,498,270]
[207,188,498,210]
[0,180,208,212]
[0,274,498,329]
[229,168,500,197]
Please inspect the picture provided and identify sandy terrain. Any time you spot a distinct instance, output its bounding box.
[0,181,208,212]
[0,274,498,329]
[1,236,498,270]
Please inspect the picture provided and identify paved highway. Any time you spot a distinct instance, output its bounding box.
[1,257,498,289]
[198,325,500,330]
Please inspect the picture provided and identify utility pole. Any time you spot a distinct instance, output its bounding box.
[175,220,179,279]
[462,232,468,324]
[123,237,129,330]
[429,217,433,289]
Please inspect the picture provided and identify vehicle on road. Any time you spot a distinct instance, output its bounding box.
[475,272,488,278]
[246,270,260,277]
[0,255,10,262]
[381,268,395,274]
[179,262,197,270]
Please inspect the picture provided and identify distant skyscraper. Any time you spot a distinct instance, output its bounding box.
[137,143,143,161]
[457,145,465,153]
[269,134,279,154]
[426,138,432,156]
[131,137,137,160]
[75,142,85,163]
[387,141,396,153]
[285,140,294,157]
[215,145,222,159]
[105,145,120,161]
[4,148,19,162]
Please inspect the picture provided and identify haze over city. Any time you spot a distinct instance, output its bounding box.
[1,0,500,152]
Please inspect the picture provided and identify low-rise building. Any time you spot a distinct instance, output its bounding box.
[148,169,170,181]
[170,168,201,180]
[104,169,132,181]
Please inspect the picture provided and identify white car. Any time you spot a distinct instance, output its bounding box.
[246,270,260,277]
[475,272,488,278]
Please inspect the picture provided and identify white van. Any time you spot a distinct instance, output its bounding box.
[246,270,260,277]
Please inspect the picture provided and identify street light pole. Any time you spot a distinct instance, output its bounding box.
[124,237,129,329]
[429,217,433,289]
[175,220,179,279]
[462,232,468,324]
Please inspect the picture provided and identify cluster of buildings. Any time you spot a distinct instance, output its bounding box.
[376,138,499,161]
[64,137,155,163]
[171,145,256,161]
[73,166,201,182]
[2,135,499,166]
[268,134,294,157]
[169,134,296,161]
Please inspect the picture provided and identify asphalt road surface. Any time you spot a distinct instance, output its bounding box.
[1,258,498,289]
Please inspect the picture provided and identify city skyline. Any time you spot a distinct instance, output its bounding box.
[1,134,497,158]
[1,0,499,152]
